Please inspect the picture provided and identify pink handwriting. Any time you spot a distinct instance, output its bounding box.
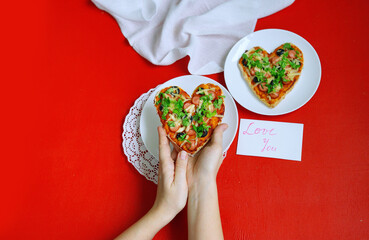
[261,138,277,152]
[243,122,277,136]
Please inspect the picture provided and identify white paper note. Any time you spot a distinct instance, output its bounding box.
[237,119,304,161]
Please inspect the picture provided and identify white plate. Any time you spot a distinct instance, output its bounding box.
[224,29,321,115]
[140,75,239,160]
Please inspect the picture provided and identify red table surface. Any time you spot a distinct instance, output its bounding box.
[1,0,368,239]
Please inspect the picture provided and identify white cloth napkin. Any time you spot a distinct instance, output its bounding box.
[92,0,294,75]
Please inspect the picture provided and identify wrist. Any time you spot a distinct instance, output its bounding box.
[189,174,216,190]
[149,202,176,226]
[189,178,217,199]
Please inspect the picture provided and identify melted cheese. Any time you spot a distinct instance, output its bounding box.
[255,55,262,61]
[176,127,185,133]
[245,67,251,76]
[208,104,214,112]
[267,77,275,84]
[287,71,300,79]
[245,47,256,57]
[274,85,282,93]
[167,113,181,125]
[198,100,204,110]
[245,47,264,61]
[196,88,216,95]
[164,93,175,99]
[185,104,196,115]
[185,125,191,132]
[168,105,175,111]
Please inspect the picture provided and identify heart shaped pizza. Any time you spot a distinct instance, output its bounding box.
[238,43,304,108]
[154,83,225,156]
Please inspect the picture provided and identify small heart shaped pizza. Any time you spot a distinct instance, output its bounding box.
[238,43,304,108]
[154,83,225,156]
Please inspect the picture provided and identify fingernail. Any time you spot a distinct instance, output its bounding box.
[180,151,188,161]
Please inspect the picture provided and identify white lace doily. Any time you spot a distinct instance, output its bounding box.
[122,87,227,184]
[122,87,159,184]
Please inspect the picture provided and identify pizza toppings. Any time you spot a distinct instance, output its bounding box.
[288,50,296,59]
[239,43,303,107]
[276,48,285,56]
[271,56,280,65]
[258,82,268,92]
[192,95,201,105]
[186,140,196,151]
[270,92,279,99]
[183,102,192,109]
[187,129,196,136]
[176,132,187,141]
[154,84,225,155]
[208,91,216,99]
[168,121,180,132]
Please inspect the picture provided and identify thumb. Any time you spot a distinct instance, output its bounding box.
[174,151,188,186]
[210,123,228,147]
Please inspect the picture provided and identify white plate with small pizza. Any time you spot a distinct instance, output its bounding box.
[140,75,238,160]
[224,29,321,115]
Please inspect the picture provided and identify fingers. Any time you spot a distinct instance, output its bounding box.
[174,151,188,186]
[210,123,228,147]
[171,143,181,160]
[171,142,181,160]
[186,154,196,174]
[158,126,175,183]
[158,126,171,160]
[171,148,178,160]
[209,124,228,171]
[172,143,181,153]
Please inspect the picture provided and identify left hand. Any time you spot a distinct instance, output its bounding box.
[151,126,189,221]
[114,128,188,240]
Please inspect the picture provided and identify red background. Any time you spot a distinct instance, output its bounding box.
[1,0,368,239]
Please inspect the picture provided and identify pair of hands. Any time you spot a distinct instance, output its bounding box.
[152,124,228,220]
[114,124,228,240]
